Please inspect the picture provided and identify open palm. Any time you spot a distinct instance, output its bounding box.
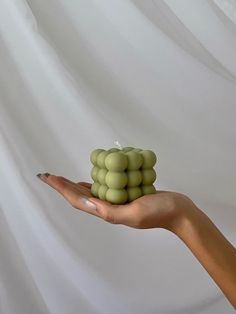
[37,173,191,231]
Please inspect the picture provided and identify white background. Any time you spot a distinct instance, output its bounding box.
[0,0,235,313]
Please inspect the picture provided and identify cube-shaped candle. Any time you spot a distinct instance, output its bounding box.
[90,147,157,204]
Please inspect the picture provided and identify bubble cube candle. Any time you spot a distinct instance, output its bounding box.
[90,147,157,204]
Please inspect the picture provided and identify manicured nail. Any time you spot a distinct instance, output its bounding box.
[82,197,97,209]
[36,173,42,179]
[36,173,50,182]
[43,173,50,177]
[40,173,51,181]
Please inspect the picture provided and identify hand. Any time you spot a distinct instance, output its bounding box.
[37,173,197,232]
[37,173,236,308]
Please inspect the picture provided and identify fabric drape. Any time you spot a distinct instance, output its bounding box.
[0,1,235,313]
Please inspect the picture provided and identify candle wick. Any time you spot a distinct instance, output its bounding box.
[114,140,123,150]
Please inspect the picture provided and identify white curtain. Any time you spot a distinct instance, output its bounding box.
[0,0,236,313]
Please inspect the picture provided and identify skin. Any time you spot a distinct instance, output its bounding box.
[37,173,236,309]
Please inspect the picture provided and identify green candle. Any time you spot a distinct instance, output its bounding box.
[132,148,142,152]
[90,149,104,166]
[108,148,120,153]
[140,150,157,169]
[141,185,156,195]
[91,182,100,197]
[97,151,110,168]
[90,146,157,204]
[141,169,156,185]
[126,170,142,187]
[105,171,128,189]
[98,185,109,200]
[97,168,108,185]
[105,152,128,172]
[106,188,128,204]
[127,186,142,202]
[122,147,134,152]
[91,166,99,181]
[125,151,143,170]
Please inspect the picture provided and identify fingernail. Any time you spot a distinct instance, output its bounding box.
[36,173,42,179]
[40,173,51,181]
[36,173,50,182]
[43,173,50,178]
[36,173,45,181]
[82,197,97,209]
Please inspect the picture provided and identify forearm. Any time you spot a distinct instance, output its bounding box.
[174,205,236,308]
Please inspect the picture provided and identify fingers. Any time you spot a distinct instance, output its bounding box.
[42,175,76,198]
[77,182,92,188]
[38,174,134,226]
[56,177,92,188]
[40,175,101,218]
[57,177,92,192]
[88,197,134,226]
[57,176,76,185]
[49,176,92,196]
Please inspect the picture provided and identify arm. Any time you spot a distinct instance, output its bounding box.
[172,205,236,309]
[38,173,236,308]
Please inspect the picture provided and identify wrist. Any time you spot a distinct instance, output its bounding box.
[167,194,201,238]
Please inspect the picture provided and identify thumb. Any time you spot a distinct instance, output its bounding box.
[88,197,111,214]
[88,197,123,224]
[87,197,104,205]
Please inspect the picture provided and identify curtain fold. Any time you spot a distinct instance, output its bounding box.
[0,0,235,313]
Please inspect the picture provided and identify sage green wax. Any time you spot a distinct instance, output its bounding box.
[127,186,142,201]
[108,148,120,153]
[140,150,157,169]
[106,189,128,204]
[132,148,142,152]
[105,152,128,172]
[97,168,108,185]
[106,188,128,204]
[98,185,109,200]
[125,151,143,170]
[142,169,156,185]
[90,149,104,166]
[91,182,100,197]
[122,147,134,152]
[105,171,127,189]
[91,166,99,181]
[97,151,110,168]
[141,185,156,195]
[126,170,142,187]
[90,147,158,203]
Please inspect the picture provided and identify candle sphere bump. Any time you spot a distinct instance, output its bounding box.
[90,149,105,166]
[91,182,100,197]
[140,150,157,169]
[105,152,128,172]
[132,148,142,152]
[125,151,143,170]
[91,166,99,181]
[98,185,109,200]
[90,147,157,204]
[141,169,156,185]
[122,147,134,152]
[97,168,108,185]
[127,186,142,202]
[141,185,156,195]
[126,170,142,187]
[108,148,120,153]
[97,151,110,168]
[105,171,127,189]
[106,188,128,204]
